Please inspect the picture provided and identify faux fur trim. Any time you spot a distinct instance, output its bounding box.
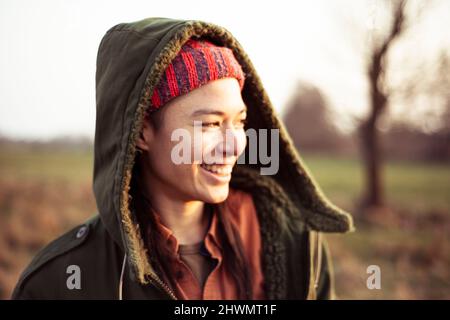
[230,166,292,299]
[119,168,153,284]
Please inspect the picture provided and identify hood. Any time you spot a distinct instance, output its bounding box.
[93,17,354,286]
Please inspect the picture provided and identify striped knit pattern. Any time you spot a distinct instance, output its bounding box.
[149,39,245,111]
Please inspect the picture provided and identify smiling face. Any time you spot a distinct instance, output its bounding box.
[136,77,248,204]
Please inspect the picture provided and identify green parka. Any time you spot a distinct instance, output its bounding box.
[12,17,354,300]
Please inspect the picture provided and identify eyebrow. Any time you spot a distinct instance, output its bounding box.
[190,107,247,117]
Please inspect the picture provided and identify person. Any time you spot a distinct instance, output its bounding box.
[12,17,354,300]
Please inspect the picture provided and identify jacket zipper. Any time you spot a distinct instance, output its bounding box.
[149,274,178,300]
[119,254,177,300]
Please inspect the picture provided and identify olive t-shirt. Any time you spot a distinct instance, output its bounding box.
[178,241,217,289]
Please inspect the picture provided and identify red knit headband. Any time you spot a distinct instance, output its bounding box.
[149,38,245,112]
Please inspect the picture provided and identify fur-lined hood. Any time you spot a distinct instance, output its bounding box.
[93,17,354,296]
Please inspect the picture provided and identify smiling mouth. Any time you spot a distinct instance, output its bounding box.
[200,163,233,176]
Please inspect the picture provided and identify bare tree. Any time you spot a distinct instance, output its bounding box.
[283,82,350,155]
[358,0,407,210]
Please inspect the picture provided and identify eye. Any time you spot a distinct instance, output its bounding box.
[235,118,247,128]
[202,121,221,128]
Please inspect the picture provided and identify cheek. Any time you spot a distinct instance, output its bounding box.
[148,140,195,185]
[147,141,173,172]
[197,131,223,159]
[235,130,247,156]
[197,129,247,159]
[147,131,184,170]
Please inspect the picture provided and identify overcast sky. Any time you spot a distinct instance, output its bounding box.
[1,0,449,139]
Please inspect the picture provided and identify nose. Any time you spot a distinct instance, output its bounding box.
[216,126,246,159]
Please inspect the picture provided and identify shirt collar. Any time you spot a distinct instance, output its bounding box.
[152,204,222,253]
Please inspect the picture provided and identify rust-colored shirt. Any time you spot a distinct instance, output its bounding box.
[153,188,266,300]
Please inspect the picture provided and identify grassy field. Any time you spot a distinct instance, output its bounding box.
[304,154,450,299]
[303,154,450,213]
[0,149,449,299]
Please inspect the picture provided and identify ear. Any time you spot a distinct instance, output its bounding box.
[136,117,154,151]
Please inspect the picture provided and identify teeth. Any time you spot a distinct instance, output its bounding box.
[200,164,233,175]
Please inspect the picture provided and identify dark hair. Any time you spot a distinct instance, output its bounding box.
[144,106,165,132]
[130,159,253,299]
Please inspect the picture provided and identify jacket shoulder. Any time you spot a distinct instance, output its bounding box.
[11,215,100,299]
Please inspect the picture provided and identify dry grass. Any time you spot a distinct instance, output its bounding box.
[0,150,449,299]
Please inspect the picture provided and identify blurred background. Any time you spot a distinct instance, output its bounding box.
[0,0,449,299]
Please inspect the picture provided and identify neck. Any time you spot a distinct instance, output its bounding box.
[140,177,210,245]
[152,197,209,245]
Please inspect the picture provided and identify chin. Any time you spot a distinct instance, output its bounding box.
[200,184,230,204]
